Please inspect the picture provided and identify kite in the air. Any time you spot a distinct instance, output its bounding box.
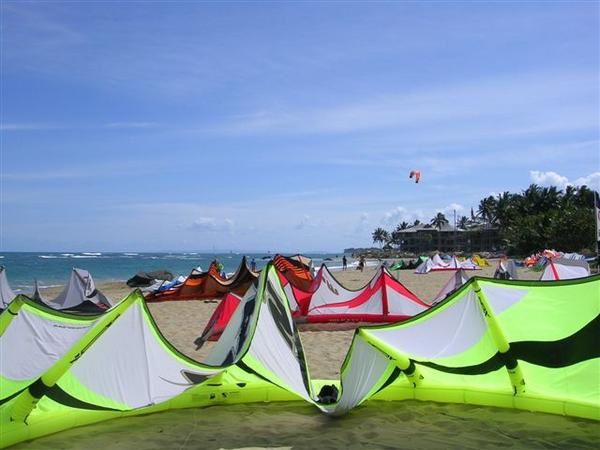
[409,170,421,183]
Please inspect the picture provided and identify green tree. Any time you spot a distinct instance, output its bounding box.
[478,196,497,226]
[430,212,449,229]
[372,227,391,249]
[499,184,595,255]
[367,185,596,255]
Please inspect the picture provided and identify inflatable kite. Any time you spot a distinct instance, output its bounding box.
[409,170,421,183]
[0,265,598,447]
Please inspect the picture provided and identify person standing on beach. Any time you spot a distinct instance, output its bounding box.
[358,255,365,272]
[250,257,256,272]
[342,255,347,271]
[216,260,225,278]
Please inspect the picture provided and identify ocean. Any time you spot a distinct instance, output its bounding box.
[0,252,347,293]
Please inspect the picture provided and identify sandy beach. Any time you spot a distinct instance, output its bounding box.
[17,263,598,449]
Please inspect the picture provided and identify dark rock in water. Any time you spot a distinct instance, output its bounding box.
[127,269,174,287]
[324,258,333,261]
[261,256,271,260]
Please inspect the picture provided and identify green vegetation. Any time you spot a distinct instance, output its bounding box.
[371,227,391,249]
[372,184,597,255]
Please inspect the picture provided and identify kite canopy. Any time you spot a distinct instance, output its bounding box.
[145,257,257,301]
[282,264,429,323]
[194,292,242,349]
[273,254,314,291]
[0,266,16,310]
[454,257,482,270]
[416,255,481,273]
[35,268,112,313]
[414,258,437,274]
[1,265,598,447]
[409,170,421,183]
[330,274,600,417]
[389,261,404,271]
[540,258,590,281]
[523,249,582,267]
[472,255,490,267]
[432,254,448,267]
[431,269,470,304]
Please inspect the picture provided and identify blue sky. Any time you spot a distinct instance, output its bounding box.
[1,1,598,252]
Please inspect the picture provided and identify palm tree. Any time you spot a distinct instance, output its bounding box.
[522,184,542,214]
[573,185,593,208]
[564,185,577,206]
[430,212,449,251]
[457,215,469,230]
[372,227,390,249]
[494,191,514,228]
[430,212,449,229]
[478,195,497,227]
[413,219,421,227]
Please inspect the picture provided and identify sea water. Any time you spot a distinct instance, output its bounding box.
[0,252,348,293]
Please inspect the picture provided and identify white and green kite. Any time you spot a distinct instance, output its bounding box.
[1,264,598,447]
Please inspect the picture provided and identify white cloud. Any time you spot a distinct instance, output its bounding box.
[441,203,465,216]
[190,217,234,233]
[529,171,600,190]
[212,71,597,139]
[382,207,408,226]
[0,123,62,131]
[530,170,570,188]
[573,173,600,190]
[382,206,426,227]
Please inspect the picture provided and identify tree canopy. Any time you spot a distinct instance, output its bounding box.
[372,227,390,248]
[372,184,597,255]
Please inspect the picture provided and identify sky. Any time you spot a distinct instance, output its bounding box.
[1,1,599,253]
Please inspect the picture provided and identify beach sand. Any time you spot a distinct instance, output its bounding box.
[18,263,598,449]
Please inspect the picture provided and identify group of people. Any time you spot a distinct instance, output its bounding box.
[340,255,366,272]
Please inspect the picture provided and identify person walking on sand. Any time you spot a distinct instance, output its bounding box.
[342,255,347,271]
[358,255,365,272]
